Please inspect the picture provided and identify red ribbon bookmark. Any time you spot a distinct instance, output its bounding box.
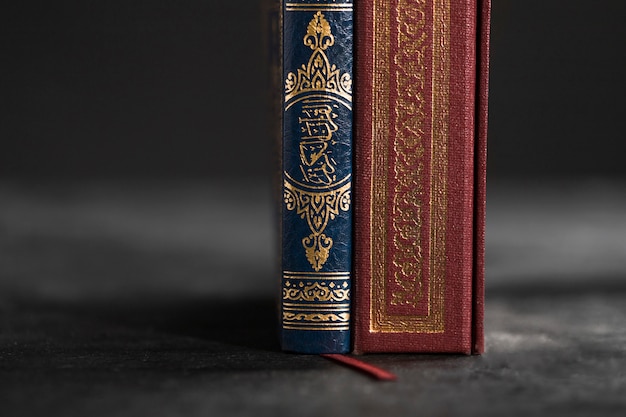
[321,354,397,381]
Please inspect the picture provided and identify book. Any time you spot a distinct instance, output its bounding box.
[279,0,354,353]
[352,0,490,354]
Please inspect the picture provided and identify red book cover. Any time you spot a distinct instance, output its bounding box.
[353,0,490,354]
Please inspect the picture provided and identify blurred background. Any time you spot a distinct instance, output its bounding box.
[2,0,625,293]
[2,0,624,180]
[1,1,626,415]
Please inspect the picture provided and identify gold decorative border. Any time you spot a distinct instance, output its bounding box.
[283,312,350,322]
[285,1,353,12]
[285,4,353,13]
[370,0,449,333]
[283,271,350,280]
[282,301,350,331]
[283,280,350,302]
[283,325,349,331]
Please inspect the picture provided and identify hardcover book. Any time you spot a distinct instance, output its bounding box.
[352,0,490,354]
[279,0,354,353]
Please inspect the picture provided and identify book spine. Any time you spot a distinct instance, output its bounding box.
[353,0,488,354]
[280,0,353,353]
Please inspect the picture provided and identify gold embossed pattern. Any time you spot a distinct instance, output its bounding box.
[390,0,428,308]
[370,0,449,334]
[282,278,350,330]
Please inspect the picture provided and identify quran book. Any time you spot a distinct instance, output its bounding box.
[280,1,354,353]
[352,0,490,354]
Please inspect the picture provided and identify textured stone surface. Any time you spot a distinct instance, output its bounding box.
[1,180,625,417]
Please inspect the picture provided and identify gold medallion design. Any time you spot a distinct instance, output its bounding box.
[283,11,352,272]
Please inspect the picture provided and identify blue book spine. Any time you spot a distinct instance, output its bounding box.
[280,0,353,353]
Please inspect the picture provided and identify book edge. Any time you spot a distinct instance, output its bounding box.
[471,0,491,355]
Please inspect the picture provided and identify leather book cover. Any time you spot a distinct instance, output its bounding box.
[280,0,354,353]
[352,0,490,354]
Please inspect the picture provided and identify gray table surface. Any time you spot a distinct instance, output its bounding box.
[1,179,625,417]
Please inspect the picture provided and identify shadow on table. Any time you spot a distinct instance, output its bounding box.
[44,293,282,352]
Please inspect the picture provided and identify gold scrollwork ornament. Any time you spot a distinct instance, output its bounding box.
[283,312,350,323]
[284,182,351,271]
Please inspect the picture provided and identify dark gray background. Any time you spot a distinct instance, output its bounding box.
[1,0,625,180]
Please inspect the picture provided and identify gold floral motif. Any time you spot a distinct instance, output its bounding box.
[284,12,352,104]
[303,233,332,272]
[283,281,350,302]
